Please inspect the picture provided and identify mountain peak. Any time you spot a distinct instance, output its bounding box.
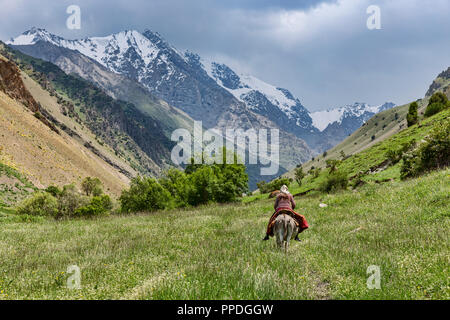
[142,29,167,46]
[7,27,56,45]
[310,101,396,132]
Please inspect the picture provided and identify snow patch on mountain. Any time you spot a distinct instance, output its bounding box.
[8,28,163,77]
[310,102,396,131]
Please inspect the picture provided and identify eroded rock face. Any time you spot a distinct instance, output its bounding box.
[0,56,39,112]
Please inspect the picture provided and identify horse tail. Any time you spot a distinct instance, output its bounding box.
[283,216,288,241]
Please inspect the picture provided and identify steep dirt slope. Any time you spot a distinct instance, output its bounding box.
[0,54,131,196]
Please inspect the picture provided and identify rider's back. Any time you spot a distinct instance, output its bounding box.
[274,193,295,210]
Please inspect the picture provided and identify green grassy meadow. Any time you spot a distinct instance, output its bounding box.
[0,169,448,300]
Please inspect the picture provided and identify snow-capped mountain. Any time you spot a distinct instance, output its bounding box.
[7,27,395,157]
[7,28,316,134]
[7,27,316,184]
[200,58,314,130]
[310,102,396,132]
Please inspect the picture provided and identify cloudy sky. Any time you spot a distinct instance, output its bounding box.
[1,0,449,111]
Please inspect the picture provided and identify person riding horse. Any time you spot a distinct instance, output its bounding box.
[263,185,308,241]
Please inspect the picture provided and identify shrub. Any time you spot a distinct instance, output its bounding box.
[120,177,171,213]
[401,120,450,179]
[184,149,248,204]
[119,149,248,212]
[419,121,450,170]
[75,195,113,217]
[256,181,267,192]
[325,159,341,173]
[319,170,349,193]
[308,167,321,178]
[386,140,416,164]
[16,192,58,217]
[58,184,89,218]
[424,92,449,118]
[45,185,61,197]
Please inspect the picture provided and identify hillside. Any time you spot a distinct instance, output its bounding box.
[1,43,176,177]
[284,67,450,178]
[0,54,131,195]
[0,162,35,208]
[11,40,195,137]
[0,168,448,299]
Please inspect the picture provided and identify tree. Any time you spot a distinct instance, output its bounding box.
[294,167,305,186]
[406,101,418,127]
[81,177,103,196]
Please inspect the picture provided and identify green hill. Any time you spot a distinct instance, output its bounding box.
[279,67,450,194]
[287,67,449,177]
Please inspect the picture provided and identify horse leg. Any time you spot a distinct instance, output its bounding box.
[274,221,283,249]
[285,219,295,254]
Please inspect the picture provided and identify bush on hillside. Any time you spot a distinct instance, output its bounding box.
[210,163,248,203]
[385,140,416,164]
[119,149,248,213]
[325,159,341,173]
[424,92,450,118]
[75,195,113,217]
[319,170,349,193]
[45,185,62,197]
[17,181,113,218]
[57,184,90,218]
[401,120,450,179]
[16,192,58,217]
[186,166,217,206]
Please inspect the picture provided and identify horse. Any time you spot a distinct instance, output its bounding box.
[273,213,299,253]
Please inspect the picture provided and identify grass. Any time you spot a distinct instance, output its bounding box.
[0,169,448,300]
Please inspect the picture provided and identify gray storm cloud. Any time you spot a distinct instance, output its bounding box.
[0,0,448,110]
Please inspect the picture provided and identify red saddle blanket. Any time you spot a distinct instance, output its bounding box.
[267,207,309,234]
